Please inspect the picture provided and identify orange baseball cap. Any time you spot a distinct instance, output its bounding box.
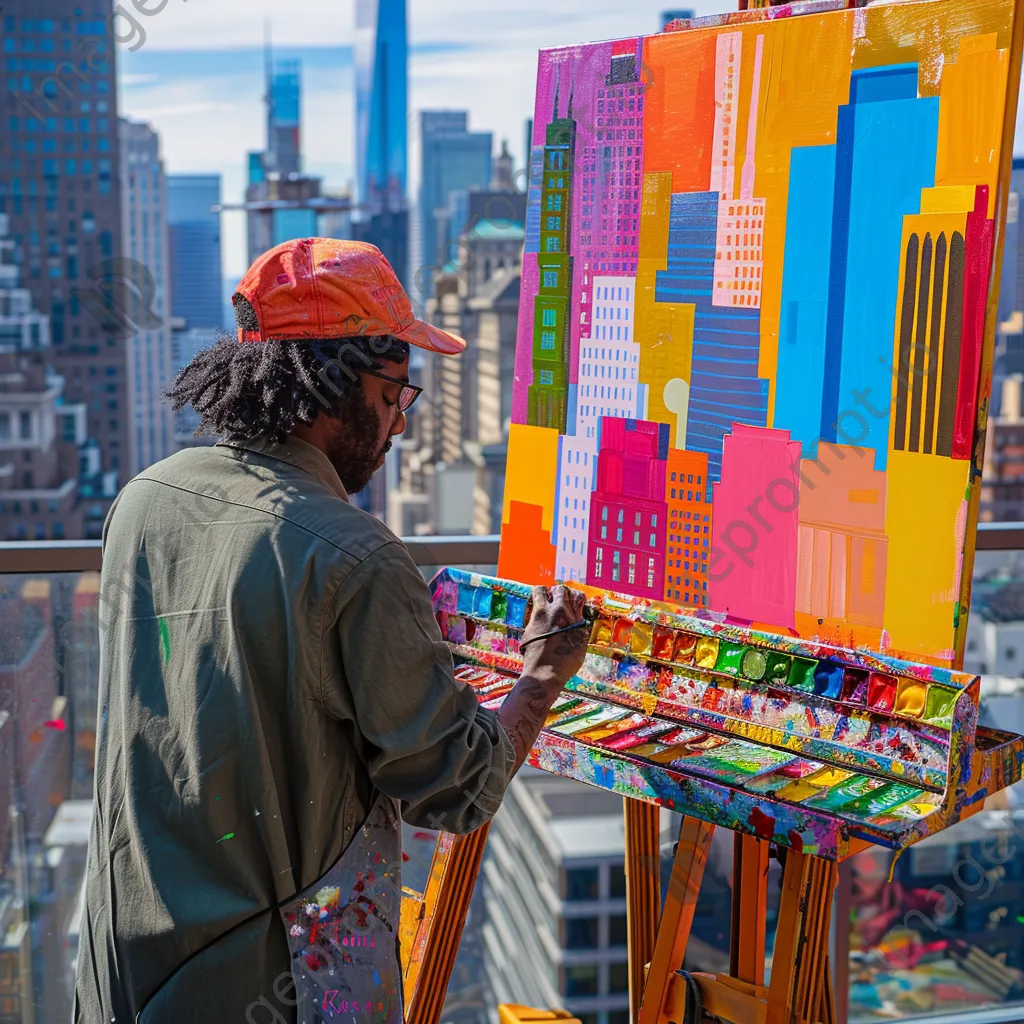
[232,237,466,355]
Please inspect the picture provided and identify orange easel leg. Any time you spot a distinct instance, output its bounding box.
[637,815,715,1024]
[624,798,662,1022]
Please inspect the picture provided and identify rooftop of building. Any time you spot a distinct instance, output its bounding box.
[467,219,525,242]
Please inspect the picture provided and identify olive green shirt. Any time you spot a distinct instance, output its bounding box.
[74,435,515,1023]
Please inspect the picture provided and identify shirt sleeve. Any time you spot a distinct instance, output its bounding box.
[322,540,516,834]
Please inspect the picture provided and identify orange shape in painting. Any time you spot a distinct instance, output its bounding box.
[498,501,556,585]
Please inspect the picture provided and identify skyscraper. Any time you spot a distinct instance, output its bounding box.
[166,175,223,330]
[354,0,409,283]
[418,111,492,282]
[265,58,301,177]
[118,119,174,476]
[3,3,127,535]
[355,0,408,211]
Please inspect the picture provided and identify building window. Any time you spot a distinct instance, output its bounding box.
[543,270,559,288]
[564,965,599,997]
[609,913,628,946]
[609,1013,630,1024]
[545,236,561,252]
[601,507,608,521]
[546,215,562,230]
[19,411,31,439]
[542,309,557,327]
[565,866,600,901]
[539,369,554,386]
[564,917,599,949]
[609,862,626,898]
[609,961,629,994]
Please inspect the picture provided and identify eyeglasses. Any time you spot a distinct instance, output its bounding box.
[361,368,423,413]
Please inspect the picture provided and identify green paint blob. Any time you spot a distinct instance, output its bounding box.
[217,832,235,843]
[714,641,745,676]
[491,592,508,622]
[740,648,768,681]
[158,617,171,665]
[923,685,957,728]
[788,658,817,691]
[766,653,792,685]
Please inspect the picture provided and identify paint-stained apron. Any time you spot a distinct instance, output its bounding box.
[280,793,404,1024]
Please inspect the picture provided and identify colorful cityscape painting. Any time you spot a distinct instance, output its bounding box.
[498,0,1021,667]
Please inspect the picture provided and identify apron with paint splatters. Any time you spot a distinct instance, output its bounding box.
[280,793,404,1024]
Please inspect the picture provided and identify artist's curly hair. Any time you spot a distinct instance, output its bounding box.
[165,296,410,443]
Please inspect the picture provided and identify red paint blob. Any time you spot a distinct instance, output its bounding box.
[749,807,775,840]
[44,719,67,731]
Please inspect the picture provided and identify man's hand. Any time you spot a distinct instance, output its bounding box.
[520,584,588,689]
[498,585,588,771]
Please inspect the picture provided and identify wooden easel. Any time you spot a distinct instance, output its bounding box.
[401,803,853,1024]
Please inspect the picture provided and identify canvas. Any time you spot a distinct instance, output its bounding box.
[498,0,1023,668]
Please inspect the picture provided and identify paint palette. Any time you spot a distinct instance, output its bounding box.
[433,568,1024,859]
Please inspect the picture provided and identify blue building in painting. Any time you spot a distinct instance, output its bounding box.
[166,174,223,331]
[655,191,767,481]
[355,0,408,209]
[821,65,938,469]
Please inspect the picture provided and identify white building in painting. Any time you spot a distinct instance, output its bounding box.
[577,276,640,441]
[555,435,597,583]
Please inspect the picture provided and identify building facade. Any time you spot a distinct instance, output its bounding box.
[3,2,128,535]
[482,770,632,1024]
[166,174,223,331]
[0,213,87,541]
[355,0,408,210]
[529,90,576,433]
[586,417,669,598]
[664,449,712,608]
[418,110,492,290]
[118,119,174,476]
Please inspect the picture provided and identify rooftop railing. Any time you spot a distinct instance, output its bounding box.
[0,521,1021,574]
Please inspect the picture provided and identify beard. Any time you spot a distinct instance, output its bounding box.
[324,389,393,495]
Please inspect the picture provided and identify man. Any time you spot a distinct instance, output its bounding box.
[74,239,587,1023]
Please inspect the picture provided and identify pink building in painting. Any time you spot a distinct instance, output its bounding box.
[710,424,801,628]
[576,39,645,360]
[586,417,669,599]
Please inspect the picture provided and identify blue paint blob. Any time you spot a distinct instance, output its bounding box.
[456,585,476,615]
[813,660,845,699]
[473,586,493,619]
[505,594,528,628]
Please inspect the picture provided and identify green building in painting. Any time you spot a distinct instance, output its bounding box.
[528,82,576,432]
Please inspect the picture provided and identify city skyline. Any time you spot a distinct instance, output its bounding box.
[116,0,773,279]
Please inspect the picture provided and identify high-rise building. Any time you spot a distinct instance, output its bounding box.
[354,0,409,284]
[166,174,223,331]
[482,770,632,1021]
[664,449,713,608]
[355,0,408,211]
[3,3,127,536]
[418,111,492,287]
[118,120,174,477]
[0,213,88,541]
[265,58,301,177]
[171,327,219,450]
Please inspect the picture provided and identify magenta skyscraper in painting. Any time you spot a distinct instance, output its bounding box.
[587,417,670,598]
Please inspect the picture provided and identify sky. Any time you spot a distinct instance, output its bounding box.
[117,0,1024,283]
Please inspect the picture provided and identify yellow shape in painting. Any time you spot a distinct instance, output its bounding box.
[920,185,977,215]
[501,423,560,532]
[934,33,1009,218]
[883,450,971,664]
[635,171,695,448]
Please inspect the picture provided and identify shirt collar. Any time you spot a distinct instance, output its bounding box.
[217,435,350,503]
